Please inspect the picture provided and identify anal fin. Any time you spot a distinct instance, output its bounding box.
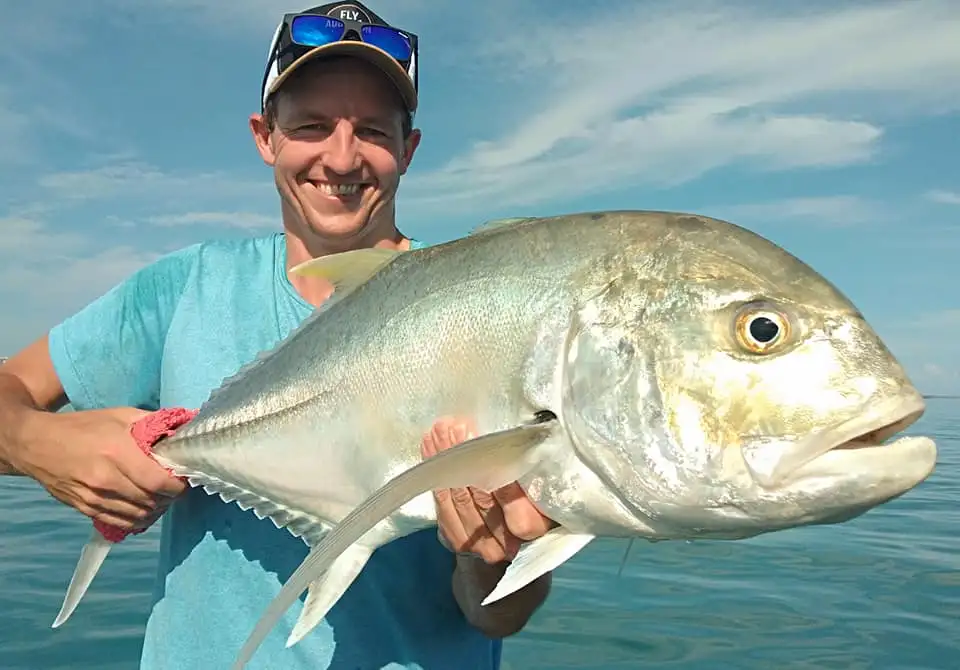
[286,543,373,647]
[230,417,558,670]
[482,526,594,606]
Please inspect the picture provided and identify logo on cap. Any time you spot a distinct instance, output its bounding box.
[326,3,372,23]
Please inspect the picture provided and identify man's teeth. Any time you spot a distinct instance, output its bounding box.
[317,183,364,196]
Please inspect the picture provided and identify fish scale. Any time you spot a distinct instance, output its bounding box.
[45,211,936,670]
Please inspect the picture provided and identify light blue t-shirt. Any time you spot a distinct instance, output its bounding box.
[48,232,503,670]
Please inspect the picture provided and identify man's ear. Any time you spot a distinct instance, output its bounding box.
[249,113,276,166]
[399,128,422,175]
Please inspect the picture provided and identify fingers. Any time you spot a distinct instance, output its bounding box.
[435,485,511,564]
[83,454,160,509]
[111,437,187,500]
[426,417,514,563]
[493,482,555,541]
[433,488,468,547]
[470,486,519,560]
[451,486,509,563]
[79,476,175,531]
[140,466,188,499]
[133,506,168,530]
[70,495,155,532]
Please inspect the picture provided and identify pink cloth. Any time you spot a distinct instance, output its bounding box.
[92,407,198,543]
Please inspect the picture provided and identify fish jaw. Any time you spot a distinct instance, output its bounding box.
[739,391,930,488]
[727,392,937,529]
[640,391,937,540]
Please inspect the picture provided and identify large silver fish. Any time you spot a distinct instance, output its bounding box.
[51,211,936,668]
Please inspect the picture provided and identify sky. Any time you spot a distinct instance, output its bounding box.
[0,0,958,394]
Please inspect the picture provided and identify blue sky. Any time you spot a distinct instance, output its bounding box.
[1,0,958,394]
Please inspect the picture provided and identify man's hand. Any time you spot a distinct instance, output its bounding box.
[13,407,187,531]
[422,416,554,637]
[422,417,554,562]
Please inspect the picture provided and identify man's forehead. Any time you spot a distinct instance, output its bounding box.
[278,58,405,112]
[283,103,398,124]
[277,86,402,125]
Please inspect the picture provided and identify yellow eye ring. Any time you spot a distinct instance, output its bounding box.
[735,306,790,354]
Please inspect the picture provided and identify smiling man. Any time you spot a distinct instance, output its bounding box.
[0,3,553,669]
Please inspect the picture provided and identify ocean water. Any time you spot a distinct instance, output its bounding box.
[1,399,956,670]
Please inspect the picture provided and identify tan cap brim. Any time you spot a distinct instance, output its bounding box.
[267,41,417,114]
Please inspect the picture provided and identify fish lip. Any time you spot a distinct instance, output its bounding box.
[748,393,926,489]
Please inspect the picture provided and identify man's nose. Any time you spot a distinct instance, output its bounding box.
[322,120,361,174]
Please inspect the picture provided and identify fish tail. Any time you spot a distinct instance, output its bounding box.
[51,529,116,627]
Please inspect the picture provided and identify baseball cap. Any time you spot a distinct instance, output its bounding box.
[260,2,419,118]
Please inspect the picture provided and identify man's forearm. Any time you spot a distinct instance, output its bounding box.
[452,552,551,638]
[0,373,44,476]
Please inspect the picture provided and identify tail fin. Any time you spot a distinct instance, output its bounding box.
[51,530,115,627]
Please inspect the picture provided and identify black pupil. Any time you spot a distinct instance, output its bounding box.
[749,316,779,343]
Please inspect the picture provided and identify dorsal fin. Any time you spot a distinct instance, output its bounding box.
[290,247,404,295]
[469,217,538,237]
[173,248,405,440]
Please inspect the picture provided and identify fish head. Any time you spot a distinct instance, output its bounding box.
[561,215,937,539]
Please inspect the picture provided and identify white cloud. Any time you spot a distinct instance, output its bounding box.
[0,89,33,166]
[881,310,960,395]
[101,0,432,35]
[0,155,279,354]
[397,1,960,214]
[925,190,960,205]
[910,309,960,329]
[0,157,280,355]
[0,216,161,354]
[36,161,273,204]
[711,196,877,227]
[148,211,276,230]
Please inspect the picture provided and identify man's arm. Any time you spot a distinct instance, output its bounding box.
[452,553,551,638]
[0,337,69,475]
[2,246,198,523]
[0,335,181,528]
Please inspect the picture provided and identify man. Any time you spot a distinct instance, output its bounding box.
[0,3,553,668]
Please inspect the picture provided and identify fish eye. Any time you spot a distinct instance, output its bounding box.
[734,305,790,354]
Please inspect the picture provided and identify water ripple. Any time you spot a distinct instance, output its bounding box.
[2,400,958,669]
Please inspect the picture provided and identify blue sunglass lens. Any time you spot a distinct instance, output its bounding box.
[289,16,413,63]
[361,25,413,61]
[290,16,345,46]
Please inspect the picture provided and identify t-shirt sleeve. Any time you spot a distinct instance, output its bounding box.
[47,245,199,412]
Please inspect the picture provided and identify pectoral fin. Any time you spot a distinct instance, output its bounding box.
[481,526,594,606]
[230,416,558,670]
[51,531,114,628]
[285,543,373,647]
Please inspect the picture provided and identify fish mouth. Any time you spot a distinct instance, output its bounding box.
[744,393,927,489]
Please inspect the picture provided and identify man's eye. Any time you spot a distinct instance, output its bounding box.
[358,127,387,137]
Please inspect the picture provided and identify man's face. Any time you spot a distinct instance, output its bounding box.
[251,57,420,244]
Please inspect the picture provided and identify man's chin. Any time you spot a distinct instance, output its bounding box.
[302,211,375,241]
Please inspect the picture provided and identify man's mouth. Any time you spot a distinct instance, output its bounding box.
[312,182,368,197]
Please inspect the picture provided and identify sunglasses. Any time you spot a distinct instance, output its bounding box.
[285,13,416,64]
